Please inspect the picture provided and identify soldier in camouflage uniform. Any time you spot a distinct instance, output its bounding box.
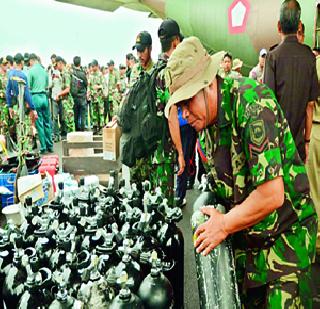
[128,31,156,195]
[88,60,106,132]
[6,53,38,152]
[129,25,183,205]
[165,37,317,308]
[0,58,9,135]
[106,60,120,120]
[56,57,75,134]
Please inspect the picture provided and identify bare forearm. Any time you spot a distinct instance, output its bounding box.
[305,101,315,140]
[224,177,284,234]
[59,87,70,97]
[168,105,183,155]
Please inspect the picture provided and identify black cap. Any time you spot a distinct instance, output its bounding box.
[29,53,37,60]
[107,60,115,66]
[24,52,30,62]
[132,31,152,52]
[158,19,183,41]
[14,53,24,63]
[91,59,99,66]
[55,56,63,63]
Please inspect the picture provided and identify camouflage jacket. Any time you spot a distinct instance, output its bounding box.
[152,54,174,165]
[0,71,7,100]
[107,69,120,101]
[205,76,316,289]
[129,60,154,87]
[61,69,72,101]
[88,71,106,101]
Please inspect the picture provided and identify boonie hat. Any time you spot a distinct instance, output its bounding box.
[108,60,115,66]
[158,19,183,41]
[164,36,224,118]
[232,58,243,70]
[132,31,152,52]
[119,64,126,69]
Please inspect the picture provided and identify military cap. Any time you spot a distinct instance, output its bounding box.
[126,53,134,60]
[91,59,99,66]
[119,64,126,70]
[51,54,57,59]
[14,53,24,63]
[132,31,152,52]
[24,52,30,62]
[6,55,13,64]
[158,19,183,41]
[55,56,63,63]
[107,60,115,66]
[29,53,37,60]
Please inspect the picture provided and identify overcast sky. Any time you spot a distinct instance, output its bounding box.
[1,0,162,67]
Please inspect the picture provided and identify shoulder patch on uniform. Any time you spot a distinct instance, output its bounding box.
[249,119,266,145]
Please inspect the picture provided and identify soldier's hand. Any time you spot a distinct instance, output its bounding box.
[93,85,100,90]
[56,95,60,101]
[177,153,185,176]
[9,108,15,119]
[194,207,228,256]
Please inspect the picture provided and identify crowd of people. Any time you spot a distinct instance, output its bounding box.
[0,0,319,307]
[0,50,139,154]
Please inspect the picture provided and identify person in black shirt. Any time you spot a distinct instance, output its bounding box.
[71,56,88,131]
[264,0,318,163]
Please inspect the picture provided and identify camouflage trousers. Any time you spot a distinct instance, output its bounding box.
[244,270,312,309]
[91,97,104,128]
[0,99,9,135]
[62,96,75,133]
[130,151,175,205]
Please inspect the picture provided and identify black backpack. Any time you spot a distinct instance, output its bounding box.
[119,63,167,167]
[70,69,86,97]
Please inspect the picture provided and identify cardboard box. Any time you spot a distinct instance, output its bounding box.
[67,132,94,157]
[103,121,121,161]
[17,174,44,204]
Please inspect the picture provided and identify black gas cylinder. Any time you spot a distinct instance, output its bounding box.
[138,253,174,309]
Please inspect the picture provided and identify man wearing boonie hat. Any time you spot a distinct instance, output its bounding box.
[165,36,317,307]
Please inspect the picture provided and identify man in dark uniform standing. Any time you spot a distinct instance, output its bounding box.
[264,0,318,162]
